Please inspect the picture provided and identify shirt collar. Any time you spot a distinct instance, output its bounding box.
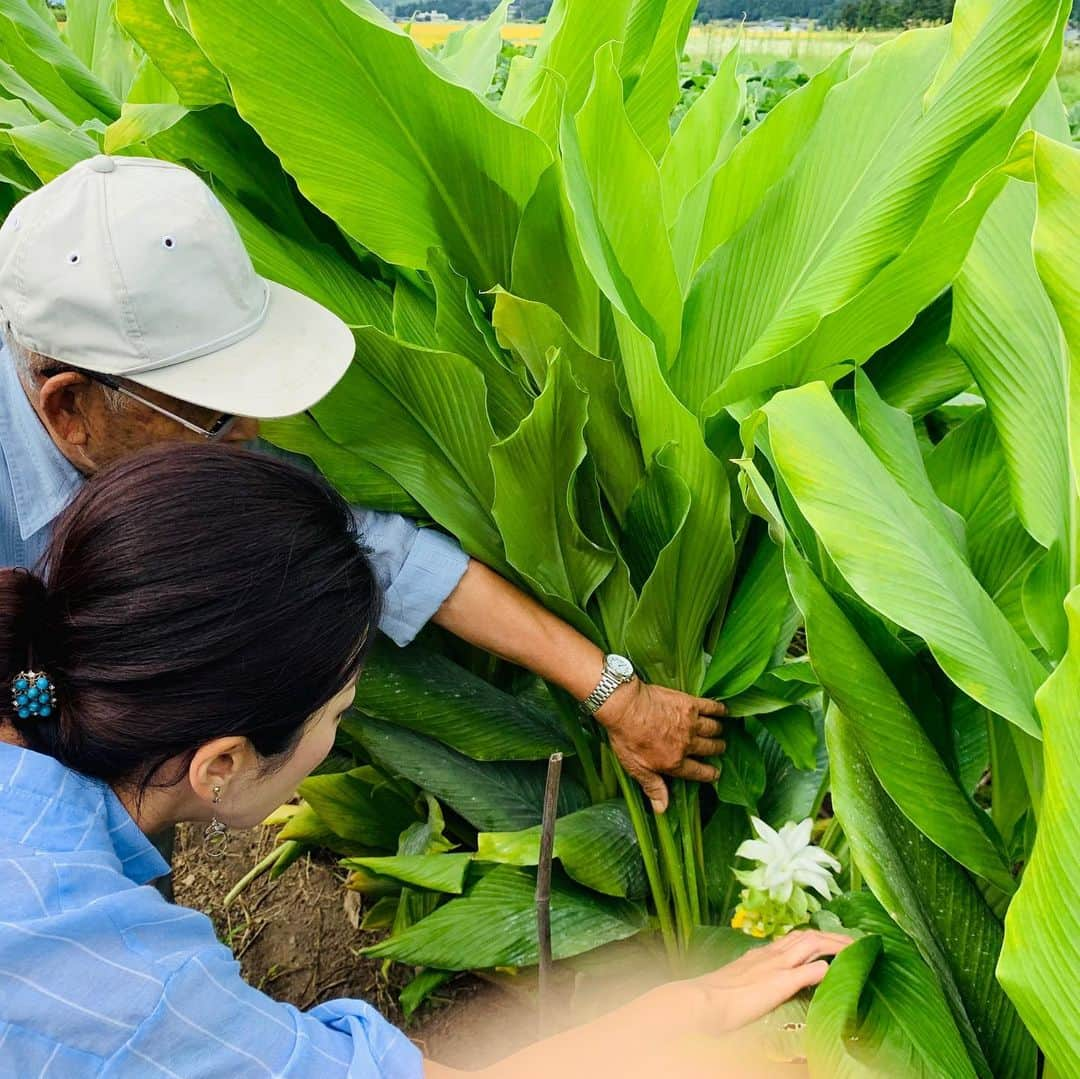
[0,742,169,886]
[0,346,83,542]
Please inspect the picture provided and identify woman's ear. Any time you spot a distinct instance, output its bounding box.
[188,736,259,806]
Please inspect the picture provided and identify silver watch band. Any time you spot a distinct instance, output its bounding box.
[581,670,623,715]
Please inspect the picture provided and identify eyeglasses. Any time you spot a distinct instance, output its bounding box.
[59,369,238,441]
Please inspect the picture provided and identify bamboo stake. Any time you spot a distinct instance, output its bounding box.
[536,751,563,1036]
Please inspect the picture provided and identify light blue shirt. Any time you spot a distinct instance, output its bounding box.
[0,349,468,647]
[0,742,424,1077]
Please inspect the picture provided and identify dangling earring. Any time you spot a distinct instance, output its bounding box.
[203,784,229,859]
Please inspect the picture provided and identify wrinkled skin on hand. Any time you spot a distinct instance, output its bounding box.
[595,679,727,812]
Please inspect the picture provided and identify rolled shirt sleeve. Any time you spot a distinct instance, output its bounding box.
[354,507,469,647]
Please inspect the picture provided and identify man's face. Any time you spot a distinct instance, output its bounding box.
[32,369,260,473]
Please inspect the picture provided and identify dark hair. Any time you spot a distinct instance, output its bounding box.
[0,443,380,794]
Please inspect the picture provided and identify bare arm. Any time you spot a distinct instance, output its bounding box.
[432,560,727,812]
[425,931,851,1078]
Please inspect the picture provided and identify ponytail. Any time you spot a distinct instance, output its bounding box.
[0,568,66,756]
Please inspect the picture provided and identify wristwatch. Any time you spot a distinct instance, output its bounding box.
[580,654,636,715]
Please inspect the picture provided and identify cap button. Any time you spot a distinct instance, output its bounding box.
[86,155,117,174]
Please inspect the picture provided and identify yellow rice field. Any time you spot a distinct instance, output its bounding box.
[408,20,544,47]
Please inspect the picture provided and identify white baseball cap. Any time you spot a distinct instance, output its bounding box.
[0,155,355,418]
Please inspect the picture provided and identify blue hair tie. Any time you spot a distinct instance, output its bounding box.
[11,671,57,721]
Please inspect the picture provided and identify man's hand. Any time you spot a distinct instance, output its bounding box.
[596,679,726,813]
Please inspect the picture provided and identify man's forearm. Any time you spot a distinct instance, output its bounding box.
[431,559,605,702]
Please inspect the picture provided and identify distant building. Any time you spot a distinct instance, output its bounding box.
[412,9,450,20]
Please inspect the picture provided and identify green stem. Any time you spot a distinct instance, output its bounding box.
[691,787,709,923]
[610,747,678,967]
[600,742,619,800]
[655,810,693,954]
[550,686,606,805]
[676,783,701,927]
[224,842,295,908]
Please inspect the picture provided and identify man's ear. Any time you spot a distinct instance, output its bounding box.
[37,371,95,449]
[188,736,259,806]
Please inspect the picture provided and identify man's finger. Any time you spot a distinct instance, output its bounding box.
[635,769,670,814]
[688,737,726,758]
[695,717,724,739]
[670,759,721,783]
[695,697,727,717]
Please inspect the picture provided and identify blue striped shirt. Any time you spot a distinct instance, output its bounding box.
[0,349,468,647]
[0,742,424,1077]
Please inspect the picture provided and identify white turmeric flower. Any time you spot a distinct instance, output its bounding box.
[731,817,842,940]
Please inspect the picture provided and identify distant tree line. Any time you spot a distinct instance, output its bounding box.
[391,0,1076,24]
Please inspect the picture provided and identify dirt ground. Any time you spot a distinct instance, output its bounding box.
[172,824,542,1068]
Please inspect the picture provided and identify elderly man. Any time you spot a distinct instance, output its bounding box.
[0,155,726,824]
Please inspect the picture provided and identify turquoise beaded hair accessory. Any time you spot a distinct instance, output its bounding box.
[11,671,57,721]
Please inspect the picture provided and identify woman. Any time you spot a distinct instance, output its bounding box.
[0,444,847,1077]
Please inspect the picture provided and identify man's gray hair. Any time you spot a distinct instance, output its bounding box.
[3,321,127,411]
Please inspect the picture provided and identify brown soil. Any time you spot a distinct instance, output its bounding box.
[171,824,540,1066]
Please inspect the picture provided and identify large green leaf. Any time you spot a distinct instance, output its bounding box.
[621,0,696,160]
[184,0,551,289]
[761,383,1044,740]
[363,864,643,970]
[65,0,138,101]
[926,411,1043,654]
[853,372,966,554]
[353,716,587,832]
[998,588,1080,1076]
[827,706,1036,1079]
[951,178,1068,555]
[510,160,601,350]
[297,767,419,851]
[260,414,421,516]
[0,0,118,122]
[351,637,571,761]
[313,328,505,569]
[702,533,796,698]
[616,315,736,691]
[490,350,613,626]
[779,530,1012,891]
[116,0,229,106]
[477,801,646,899]
[6,118,96,181]
[661,41,743,242]
[670,49,850,292]
[560,41,682,366]
[806,897,977,1078]
[499,0,630,145]
[427,249,532,439]
[340,853,472,895]
[490,290,643,522]
[436,0,510,96]
[864,293,972,419]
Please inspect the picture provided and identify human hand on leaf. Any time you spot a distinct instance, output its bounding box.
[596,679,727,813]
[651,929,852,1035]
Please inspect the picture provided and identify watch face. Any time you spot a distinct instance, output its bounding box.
[607,654,635,679]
